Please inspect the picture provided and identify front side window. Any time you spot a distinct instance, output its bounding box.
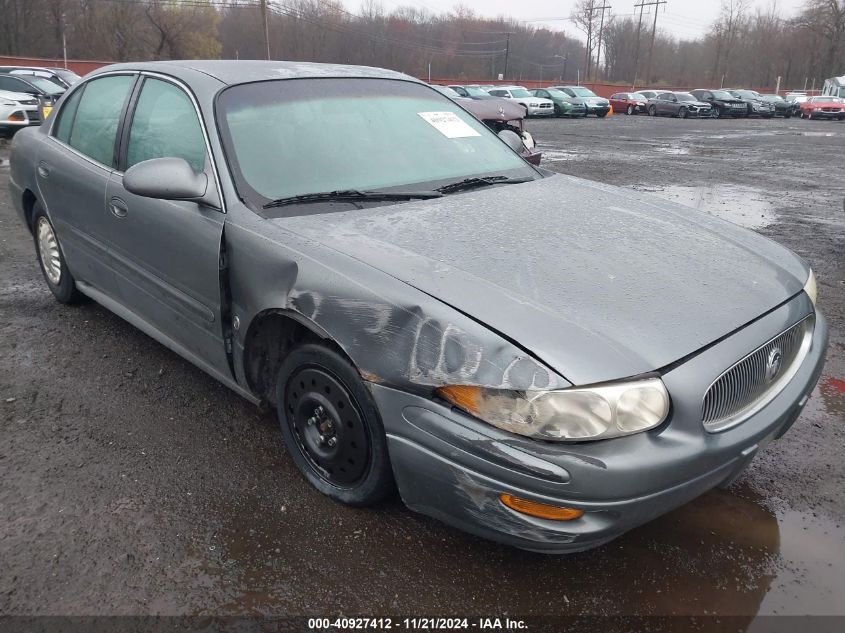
[570,87,597,97]
[217,78,536,209]
[676,93,696,102]
[658,93,673,100]
[68,75,134,166]
[127,77,206,172]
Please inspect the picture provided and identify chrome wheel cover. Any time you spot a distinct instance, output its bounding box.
[37,217,62,285]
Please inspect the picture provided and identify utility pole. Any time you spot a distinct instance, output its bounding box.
[594,4,611,82]
[632,0,647,88]
[503,33,511,81]
[260,0,271,60]
[644,0,667,85]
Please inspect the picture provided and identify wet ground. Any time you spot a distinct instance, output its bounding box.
[1,115,844,630]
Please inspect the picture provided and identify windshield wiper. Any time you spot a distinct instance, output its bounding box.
[436,175,532,195]
[262,189,442,209]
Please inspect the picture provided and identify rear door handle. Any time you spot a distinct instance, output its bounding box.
[109,196,128,219]
[37,162,50,179]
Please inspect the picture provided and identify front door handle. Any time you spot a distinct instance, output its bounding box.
[37,162,50,179]
[109,196,128,219]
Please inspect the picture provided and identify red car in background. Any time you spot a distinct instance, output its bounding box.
[799,95,845,120]
[610,92,649,115]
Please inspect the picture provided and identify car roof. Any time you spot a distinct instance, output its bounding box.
[88,60,417,86]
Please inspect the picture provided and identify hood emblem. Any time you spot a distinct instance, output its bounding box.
[765,348,783,383]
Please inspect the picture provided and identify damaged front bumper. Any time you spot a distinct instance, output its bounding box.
[370,304,828,554]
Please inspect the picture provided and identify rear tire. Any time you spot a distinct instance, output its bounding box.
[32,204,83,304]
[275,343,394,506]
[596,110,608,118]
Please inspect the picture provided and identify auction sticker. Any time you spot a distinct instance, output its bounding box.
[418,111,481,138]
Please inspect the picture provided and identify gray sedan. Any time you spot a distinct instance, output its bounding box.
[8,61,827,553]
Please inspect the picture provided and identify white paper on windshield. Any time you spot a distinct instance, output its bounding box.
[418,111,481,138]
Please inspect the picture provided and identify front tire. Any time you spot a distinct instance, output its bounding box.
[626,105,634,115]
[678,106,688,119]
[648,105,657,117]
[276,343,394,506]
[32,205,83,304]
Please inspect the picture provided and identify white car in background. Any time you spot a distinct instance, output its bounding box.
[0,89,40,137]
[486,86,554,117]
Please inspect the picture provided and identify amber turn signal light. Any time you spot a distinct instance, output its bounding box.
[499,493,584,521]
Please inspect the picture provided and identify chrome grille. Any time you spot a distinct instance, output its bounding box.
[702,315,814,431]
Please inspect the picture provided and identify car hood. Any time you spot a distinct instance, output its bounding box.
[686,101,712,107]
[274,175,808,385]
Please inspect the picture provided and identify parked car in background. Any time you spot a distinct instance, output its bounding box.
[0,66,81,89]
[529,88,585,117]
[690,89,747,118]
[550,86,610,117]
[727,89,775,118]
[431,85,542,165]
[635,89,660,100]
[784,94,807,117]
[448,85,493,100]
[0,73,65,117]
[799,95,845,120]
[9,60,826,554]
[822,75,845,99]
[759,94,793,118]
[647,92,713,118]
[609,92,648,115]
[486,86,554,117]
[0,88,41,137]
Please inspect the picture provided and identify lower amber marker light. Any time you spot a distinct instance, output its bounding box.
[499,493,584,521]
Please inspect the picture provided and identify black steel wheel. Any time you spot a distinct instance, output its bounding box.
[626,104,635,115]
[276,343,394,505]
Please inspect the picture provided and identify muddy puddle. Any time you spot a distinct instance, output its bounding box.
[631,183,777,228]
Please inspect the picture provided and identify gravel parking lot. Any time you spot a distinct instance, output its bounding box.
[1,115,843,628]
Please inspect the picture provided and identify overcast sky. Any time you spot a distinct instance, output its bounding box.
[348,0,807,40]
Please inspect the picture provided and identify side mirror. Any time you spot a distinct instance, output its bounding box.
[123,157,218,208]
[498,129,525,153]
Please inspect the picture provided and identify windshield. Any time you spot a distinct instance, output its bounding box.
[676,93,697,102]
[811,96,843,103]
[55,70,81,84]
[432,85,461,99]
[509,88,532,97]
[732,90,758,99]
[711,90,733,99]
[568,87,597,98]
[464,86,489,97]
[630,93,647,100]
[20,76,65,95]
[217,78,536,209]
[545,89,567,98]
[762,94,783,101]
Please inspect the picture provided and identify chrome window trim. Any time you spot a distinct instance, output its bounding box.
[138,70,227,213]
[702,313,815,433]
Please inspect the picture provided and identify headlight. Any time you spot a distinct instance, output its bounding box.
[804,269,818,306]
[436,377,670,442]
[529,102,538,107]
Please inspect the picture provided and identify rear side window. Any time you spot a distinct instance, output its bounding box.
[53,88,84,143]
[68,75,134,167]
[126,77,206,172]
